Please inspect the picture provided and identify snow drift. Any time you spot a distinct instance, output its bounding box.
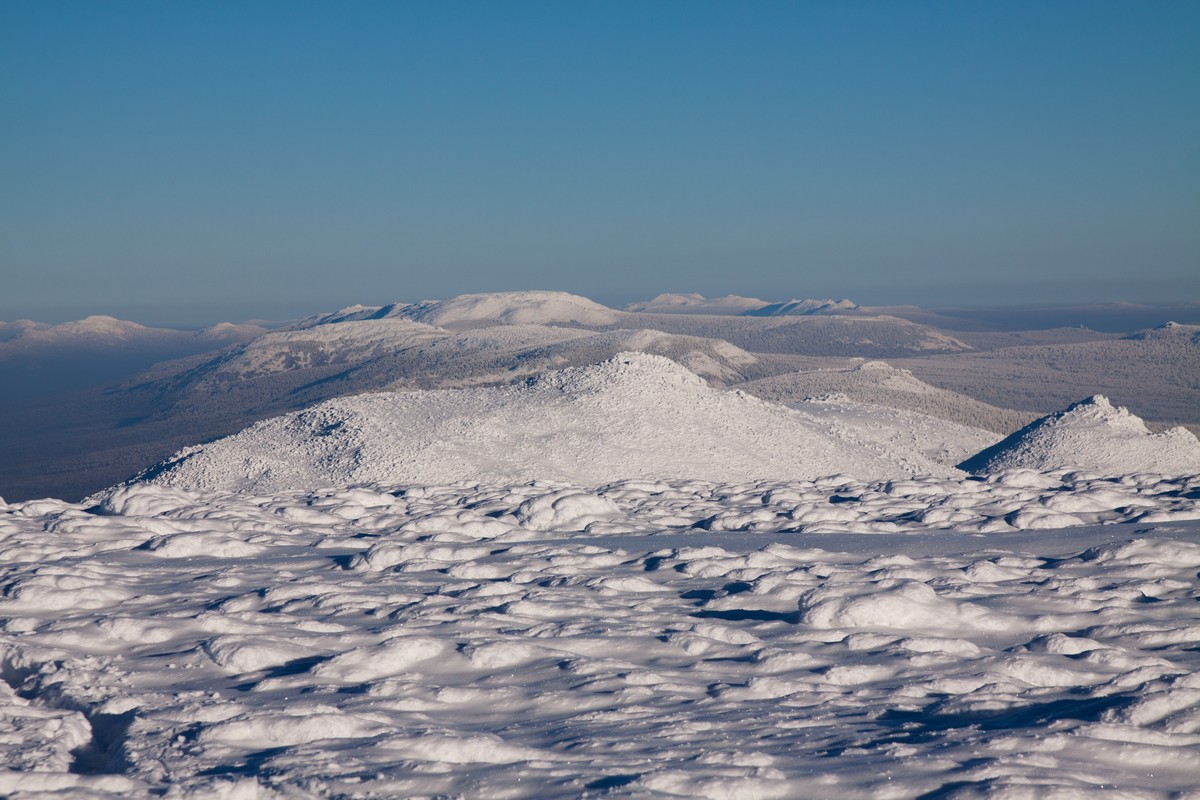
[958,395,1200,475]
[137,353,963,493]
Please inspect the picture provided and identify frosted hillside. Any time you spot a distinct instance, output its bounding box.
[742,359,1035,434]
[140,353,971,493]
[960,395,1200,475]
[790,397,998,468]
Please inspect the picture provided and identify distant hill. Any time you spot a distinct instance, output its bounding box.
[0,315,265,405]
[623,293,771,315]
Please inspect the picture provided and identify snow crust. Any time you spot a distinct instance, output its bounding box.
[138,353,974,493]
[960,395,1200,475]
[2,479,1199,797]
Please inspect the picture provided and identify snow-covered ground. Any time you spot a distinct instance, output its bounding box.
[2,479,1199,798]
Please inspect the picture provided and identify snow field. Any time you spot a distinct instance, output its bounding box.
[2,479,1200,797]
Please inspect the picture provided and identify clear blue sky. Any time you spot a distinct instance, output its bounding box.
[2,1,1197,324]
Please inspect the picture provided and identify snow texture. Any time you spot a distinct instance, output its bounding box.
[960,395,1200,475]
[2,480,1199,798]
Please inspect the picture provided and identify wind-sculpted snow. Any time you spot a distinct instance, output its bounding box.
[2,476,1199,798]
[960,395,1200,475]
[137,354,975,493]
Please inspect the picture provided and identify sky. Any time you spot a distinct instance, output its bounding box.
[2,1,1198,326]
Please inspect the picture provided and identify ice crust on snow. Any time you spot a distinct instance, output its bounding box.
[959,394,1200,475]
[138,353,973,493]
[2,479,1199,797]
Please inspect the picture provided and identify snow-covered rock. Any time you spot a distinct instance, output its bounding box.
[137,353,964,493]
[958,395,1200,475]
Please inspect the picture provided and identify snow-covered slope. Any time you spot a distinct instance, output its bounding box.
[140,353,962,492]
[959,395,1200,475]
[742,360,1035,434]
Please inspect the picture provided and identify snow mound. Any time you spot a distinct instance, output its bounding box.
[959,395,1200,475]
[400,291,620,327]
[138,353,959,493]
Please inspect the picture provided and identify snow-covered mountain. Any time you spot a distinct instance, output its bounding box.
[0,315,263,355]
[139,353,967,493]
[743,298,861,316]
[959,395,1200,475]
[297,291,620,329]
[0,315,267,407]
[623,292,771,315]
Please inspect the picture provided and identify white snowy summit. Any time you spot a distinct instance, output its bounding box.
[138,353,959,493]
[958,394,1200,475]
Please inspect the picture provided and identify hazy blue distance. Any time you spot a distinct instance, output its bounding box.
[3,1,1198,326]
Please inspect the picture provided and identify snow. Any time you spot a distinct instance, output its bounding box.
[960,395,1200,475]
[2,480,1199,797]
[136,353,980,493]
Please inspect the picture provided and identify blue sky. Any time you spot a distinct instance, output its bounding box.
[2,1,1197,324]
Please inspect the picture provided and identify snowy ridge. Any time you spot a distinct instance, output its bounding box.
[138,353,964,493]
[959,395,1200,475]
